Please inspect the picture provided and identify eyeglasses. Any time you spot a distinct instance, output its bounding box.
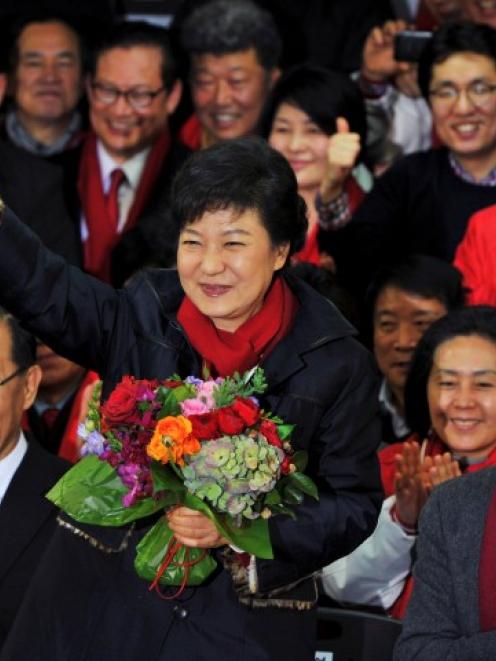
[91,82,166,110]
[429,80,496,113]
[0,366,26,387]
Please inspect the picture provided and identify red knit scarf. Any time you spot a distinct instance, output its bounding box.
[176,276,299,377]
[78,130,170,281]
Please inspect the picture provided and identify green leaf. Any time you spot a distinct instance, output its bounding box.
[286,471,319,500]
[291,451,308,472]
[135,518,217,586]
[150,462,185,499]
[282,484,304,506]
[276,423,294,441]
[157,388,182,418]
[263,490,282,506]
[47,455,171,526]
[182,492,274,559]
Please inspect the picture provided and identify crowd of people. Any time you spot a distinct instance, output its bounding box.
[1,0,496,659]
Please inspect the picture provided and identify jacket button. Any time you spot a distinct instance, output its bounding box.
[173,605,189,619]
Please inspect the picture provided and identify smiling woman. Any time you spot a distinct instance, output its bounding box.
[0,136,382,661]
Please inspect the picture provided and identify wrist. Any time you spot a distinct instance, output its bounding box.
[390,503,417,535]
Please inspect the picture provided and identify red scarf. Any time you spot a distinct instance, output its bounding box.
[179,114,202,151]
[292,175,365,266]
[379,434,496,620]
[78,130,170,282]
[176,276,299,377]
[479,474,496,632]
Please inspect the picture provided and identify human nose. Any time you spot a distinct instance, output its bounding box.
[200,246,225,274]
[452,88,476,114]
[453,381,476,407]
[288,130,304,152]
[394,323,417,350]
[213,79,232,106]
[108,92,133,114]
[39,60,58,81]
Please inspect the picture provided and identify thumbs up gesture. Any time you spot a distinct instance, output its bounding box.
[320,117,361,203]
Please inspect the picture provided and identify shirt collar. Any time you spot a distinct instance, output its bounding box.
[6,109,82,156]
[448,151,496,186]
[96,140,150,192]
[0,431,28,504]
[378,379,410,438]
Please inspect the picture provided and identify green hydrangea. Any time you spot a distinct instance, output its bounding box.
[183,434,284,519]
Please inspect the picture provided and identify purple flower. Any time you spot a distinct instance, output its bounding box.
[80,430,105,457]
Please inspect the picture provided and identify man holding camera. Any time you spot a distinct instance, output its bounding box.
[329,22,496,298]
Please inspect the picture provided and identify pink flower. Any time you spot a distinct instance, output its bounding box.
[195,380,218,410]
[180,398,211,416]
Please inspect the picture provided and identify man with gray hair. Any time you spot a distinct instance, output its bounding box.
[179,0,281,148]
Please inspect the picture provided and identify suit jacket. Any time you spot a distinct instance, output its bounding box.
[0,140,81,265]
[0,438,69,648]
[394,466,496,660]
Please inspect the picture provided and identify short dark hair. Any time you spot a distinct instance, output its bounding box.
[180,0,282,71]
[405,306,496,437]
[259,64,367,156]
[0,307,36,370]
[364,255,465,347]
[418,21,496,100]
[7,14,85,76]
[170,136,307,256]
[90,20,177,90]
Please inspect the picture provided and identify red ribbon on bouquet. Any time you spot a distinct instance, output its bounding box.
[149,535,208,600]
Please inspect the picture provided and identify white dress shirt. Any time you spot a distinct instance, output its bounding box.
[0,432,28,504]
[80,141,150,241]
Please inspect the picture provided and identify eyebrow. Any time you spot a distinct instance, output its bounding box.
[433,76,489,86]
[22,51,77,60]
[182,227,252,236]
[433,368,496,376]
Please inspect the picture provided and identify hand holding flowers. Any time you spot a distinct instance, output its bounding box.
[48,367,318,595]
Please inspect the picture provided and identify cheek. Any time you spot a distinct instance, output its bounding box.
[373,335,393,370]
[192,87,213,108]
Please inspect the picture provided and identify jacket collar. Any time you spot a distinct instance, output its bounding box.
[140,268,357,387]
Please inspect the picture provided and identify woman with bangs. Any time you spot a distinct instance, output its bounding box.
[260,64,369,268]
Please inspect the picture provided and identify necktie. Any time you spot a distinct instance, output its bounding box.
[41,407,59,430]
[105,168,126,230]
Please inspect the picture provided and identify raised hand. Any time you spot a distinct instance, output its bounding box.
[361,19,410,83]
[320,117,361,203]
[423,453,462,490]
[394,441,429,530]
[167,506,228,549]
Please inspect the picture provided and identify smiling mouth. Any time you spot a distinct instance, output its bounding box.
[449,418,482,430]
[200,284,232,297]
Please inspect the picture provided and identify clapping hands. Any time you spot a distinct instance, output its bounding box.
[394,441,461,530]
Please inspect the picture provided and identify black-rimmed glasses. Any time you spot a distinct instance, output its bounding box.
[91,82,166,110]
[0,366,26,387]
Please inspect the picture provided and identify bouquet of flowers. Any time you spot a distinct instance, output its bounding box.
[47,367,317,594]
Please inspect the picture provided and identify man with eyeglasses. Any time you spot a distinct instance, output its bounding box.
[0,308,68,650]
[78,21,189,283]
[327,22,496,301]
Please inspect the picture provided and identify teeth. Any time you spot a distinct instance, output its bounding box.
[214,114,237,123]
[450,419,479,428]
[478,0,496,9]
[455,124,478,133]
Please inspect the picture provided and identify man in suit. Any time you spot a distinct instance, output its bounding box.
[79,20,189,283]
[0,308,69,649]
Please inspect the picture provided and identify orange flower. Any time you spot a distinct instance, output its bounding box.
[147,415,201,466]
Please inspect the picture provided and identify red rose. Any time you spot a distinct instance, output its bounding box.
[163,379,183,388]
[217,406,245,435]
[189,412,220,440]
[101,376,139,425]
[280,456,292,475]
[259,419,282,448]
[232,396,260,426]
